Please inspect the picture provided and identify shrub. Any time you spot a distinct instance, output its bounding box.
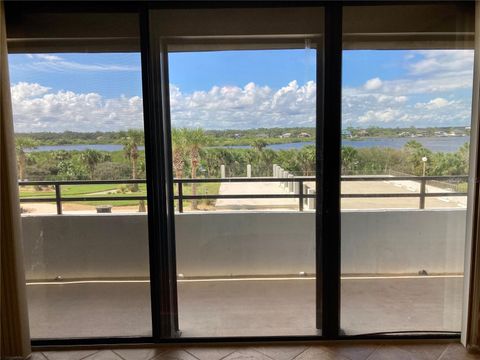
[94,162,131,180]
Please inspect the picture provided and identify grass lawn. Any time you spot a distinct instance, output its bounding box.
[19,182,219,209]
[175,182,221,210]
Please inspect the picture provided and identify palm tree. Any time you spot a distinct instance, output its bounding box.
[184,128,208,209]
[80,149,104,180]
[404,140,432,176]
[251,139,268,152]
[15,137,38,180]
[341,146,358,175]
[122,129,144,182]
[251,139,271,176]
[172,128,187,179]
[297,145,316,175]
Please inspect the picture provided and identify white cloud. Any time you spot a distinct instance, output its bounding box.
[358,108,400,124]
[11,54,140,73]
[34,54,63,61]
[11,82,50,100]
[10,50,476,132]
[11,81,318,132]
[170,80,316,129]
[409,50,473,76]
[415,97,453,110]
[364,77,383,90]
[11,82,144,132]
[342,50,474,127]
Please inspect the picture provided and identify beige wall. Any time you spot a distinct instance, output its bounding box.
[21,209,467,281]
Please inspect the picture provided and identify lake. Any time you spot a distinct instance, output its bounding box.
[27,136,469,153]
[221,136,469,152]
[27,144,146,152]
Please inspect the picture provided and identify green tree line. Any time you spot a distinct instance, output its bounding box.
[15,129,470,183]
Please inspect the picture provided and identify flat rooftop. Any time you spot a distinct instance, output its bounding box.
[26,276,463,339]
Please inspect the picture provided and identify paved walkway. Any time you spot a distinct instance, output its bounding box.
[214,178,467,211]
[215,181,299,211]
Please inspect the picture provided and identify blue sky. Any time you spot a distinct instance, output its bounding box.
[9,53,142,98]
[9,50,406,95]
[169,49,316,93]
[8,49,474,132]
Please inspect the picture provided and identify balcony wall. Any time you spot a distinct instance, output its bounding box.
[21,209,467,281]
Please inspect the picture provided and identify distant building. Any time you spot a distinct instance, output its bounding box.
[233,133,241,139]
[280,133,292,138]
[298,132,311,138]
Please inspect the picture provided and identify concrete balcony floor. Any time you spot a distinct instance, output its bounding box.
[27,276,463,339]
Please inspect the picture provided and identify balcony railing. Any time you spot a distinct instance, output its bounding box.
[18,175,468,214]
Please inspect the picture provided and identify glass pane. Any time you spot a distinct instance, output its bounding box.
[10,52,151,338]
[341,4,473,335]
[168,46,319,336]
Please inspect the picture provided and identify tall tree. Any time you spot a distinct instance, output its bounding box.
[122,129,144,184]
[15,137,38,180]
[404,140,432,176]
[251,139,268,152]
[80,149,105,180]
[172,128,187,178]
[297,145,316,175]
[341,146,358,175]
[184,128,208,209]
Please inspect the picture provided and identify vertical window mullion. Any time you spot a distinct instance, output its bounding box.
[318,3,342,339]
[140,7,178,340]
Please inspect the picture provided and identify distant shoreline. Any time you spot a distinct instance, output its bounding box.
[25,135,469,153]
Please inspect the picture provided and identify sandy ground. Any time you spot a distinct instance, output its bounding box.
[20,178,467,214]
[216,179,467,211]
[21,202,144,215]
[215,181,298,211]
[341,180,466,210]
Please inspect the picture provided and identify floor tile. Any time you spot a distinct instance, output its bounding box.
[151,349,199,360]
[29,353,48,360]
[221,348,274,360]
[43,350,99,360]
[392,343,450,360]
[368,345,429,360]
[437,343,480,360]
[320,344,379,360]
[113,348,167,360]
[84,351,124,360]
[184,346,237,360]
[293,346,350,360]
[253,345,308,360]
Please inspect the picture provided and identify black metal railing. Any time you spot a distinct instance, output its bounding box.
[18,175,468,214]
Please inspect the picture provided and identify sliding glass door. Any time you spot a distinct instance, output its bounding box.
[10,2,475,344]
[11,50,152,338]
[168,47,319,337]
[148,6,326,337]
[340,4,474,335]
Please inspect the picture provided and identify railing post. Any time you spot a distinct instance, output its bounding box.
[178,182,183,213]
[307,188,316,210]
[288,174,294,192]
[55,183,62,215]
[299,180,304,211]
[419,178,426,209]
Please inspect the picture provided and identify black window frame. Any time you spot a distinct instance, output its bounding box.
[5,0,470,347]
